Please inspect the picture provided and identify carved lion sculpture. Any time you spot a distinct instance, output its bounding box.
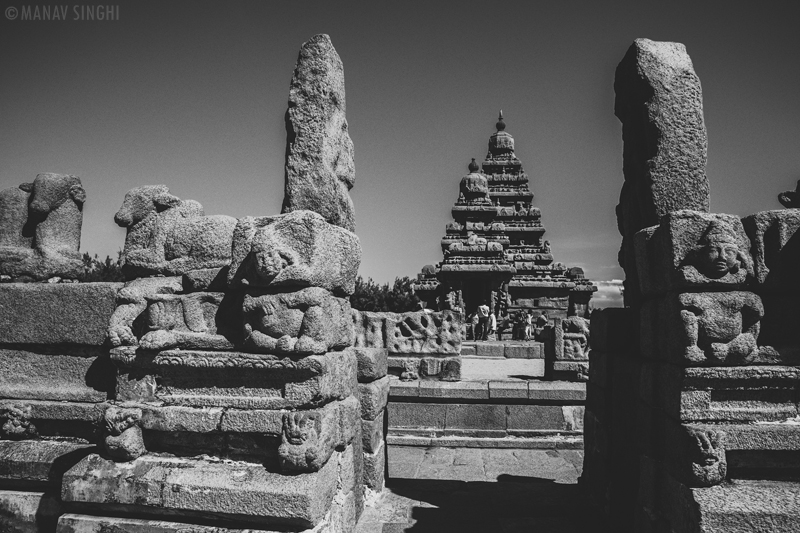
[114,185,237,278]
[687,428,727,487]
[103,406,145,462]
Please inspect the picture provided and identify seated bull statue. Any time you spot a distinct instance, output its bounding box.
[0,173,85,281]
[114,185,237,279]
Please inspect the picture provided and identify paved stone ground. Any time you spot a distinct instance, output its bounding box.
[460,356,545,381]
[355,445,589,532]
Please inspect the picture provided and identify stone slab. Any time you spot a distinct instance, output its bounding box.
[387,434,584,449]
[475,343,505,357]
[362,441,385,491]
[388,403,446,430]
[692,479,800,532]
[0,489,62,533]
[504,343,544,359]
[145,349,357,409]
[0,440,94,488]
[445,404,506,431]
[506,405,568,431]
[528,381,586,401]
[56,514,279,533]
[398,380,489,400]
[361,416,384,454]
[0,399,108,440]
[354,347,388,383]
[488,381,528,399]
[62,452,342,528]
[358,376,390,421]
[0,348,111,402]
[0,282,122,345]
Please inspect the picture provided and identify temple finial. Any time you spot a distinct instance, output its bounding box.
[496,111,506,131]
[468,158,479,172]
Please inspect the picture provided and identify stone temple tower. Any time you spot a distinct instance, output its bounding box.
[414,112,596,335]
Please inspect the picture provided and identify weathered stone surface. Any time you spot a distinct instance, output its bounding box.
[559,316,590,361]
[0,184,33,265]
[242,287,353,355]
[277,396,360,473]
[692,480,800,532]
[354,347,388,382]
[229,211,360,296]
[358,377,390,421]
[103,406,146,462]
[0,440,93,487]
[57,514,277,533]
[361,416,384,454]
[107,276,183,348]
[743,209,800,289]
[114,185,237,279]
[615,39,709,305]
[0,348,111,402]
[283,34,355,233]
[641,291,765,365]
[146,349,357,410]
[0,490,61,533]
[0,173,85,281]
[353,309,462,354]
[137,291,239,351]
[62,452,342,528]
[0,282,121,345]
[778,180,800,208]
[362,441,385,491]
[636,211,753,296]
[388,355,462,382]
[140,405,223,433]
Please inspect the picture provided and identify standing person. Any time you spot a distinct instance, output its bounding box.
[476,301,490,341]
[489,312,497,341]
[524,310,533,340]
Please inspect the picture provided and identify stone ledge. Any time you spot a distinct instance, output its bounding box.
[0,282,122,345]
[693,479,800,531]
[56,514,279,533]
[389,379,585,402]
[0,440,94,488]
[62,452,343,528]
[0,490,62,532]
[386,434,583,449]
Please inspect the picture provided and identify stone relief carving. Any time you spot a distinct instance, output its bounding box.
[278,412,322,473]
[103,406,146,462]
[242,286,353,355]
[687,427,727,487]
[0,405,37,440]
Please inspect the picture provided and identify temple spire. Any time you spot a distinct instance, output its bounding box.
[496,110,506,131]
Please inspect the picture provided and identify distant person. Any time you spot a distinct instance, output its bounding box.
[476,302,490,341]
[524,310,533,340]
[489,312,497,340]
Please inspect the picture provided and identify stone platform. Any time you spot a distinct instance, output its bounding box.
[387,355,584,449]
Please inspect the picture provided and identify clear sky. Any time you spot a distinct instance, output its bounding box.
[1,0,798,286]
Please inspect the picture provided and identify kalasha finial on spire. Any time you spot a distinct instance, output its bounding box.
[468,158,480,172]
[496,110,506,131]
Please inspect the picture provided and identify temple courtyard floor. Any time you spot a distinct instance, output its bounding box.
[356,445,588,532]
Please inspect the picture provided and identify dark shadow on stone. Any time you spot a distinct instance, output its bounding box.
[385,476,590,533]
[508,374,536,380]
[84,354,116,395]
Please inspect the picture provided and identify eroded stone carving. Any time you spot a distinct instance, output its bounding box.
[242,286,353,355]
[0,405,37,440]
[115,185,237,278]
[107,276,183,347]
[562,316,591,360]
[677,291,763,364]
[688,427,727,487]
[279,412,322,472]
[103,406,145,462]
[139,292,237,351]
[352,310,462,355]
[229,210,360,296]
[0,173,85,281]
[283,34,356,233]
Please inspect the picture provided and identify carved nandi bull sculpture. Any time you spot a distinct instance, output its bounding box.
[114,185,237,278]
[0,173,85,280]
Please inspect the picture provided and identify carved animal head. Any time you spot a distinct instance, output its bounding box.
[27,173,85,219]
[104,406,142,436]
[689,428,727,487]
[114,185,187,228]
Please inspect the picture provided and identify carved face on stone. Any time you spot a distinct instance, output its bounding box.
[689,428,727,487]
[693,225,742,279]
